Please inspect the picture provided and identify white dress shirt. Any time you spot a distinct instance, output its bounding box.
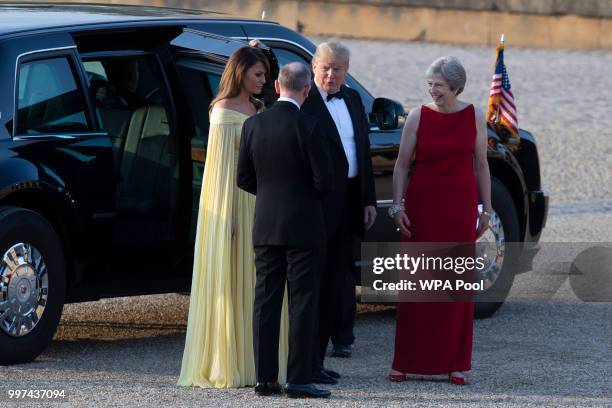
[277,96,301,109]
[316,86,358,178]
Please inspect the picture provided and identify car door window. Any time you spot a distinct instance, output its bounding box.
[16,56,91,135]
[174,60,222,240]
[272,47,310,67]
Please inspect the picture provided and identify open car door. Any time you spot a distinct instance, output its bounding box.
[170,28,279,105]
[168,28,280,245]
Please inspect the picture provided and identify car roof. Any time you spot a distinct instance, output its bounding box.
[0,2,271,36]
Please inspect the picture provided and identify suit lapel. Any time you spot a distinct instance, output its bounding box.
[341,85,366,165]
[308,84,344,151]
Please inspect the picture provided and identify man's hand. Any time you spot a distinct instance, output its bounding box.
[364,205,377,231]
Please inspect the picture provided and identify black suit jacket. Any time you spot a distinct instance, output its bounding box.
[237,101,333,247]
[300,83,377,237]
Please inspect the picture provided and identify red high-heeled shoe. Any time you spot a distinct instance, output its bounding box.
[388,373,408,382]
[448,373,468,385]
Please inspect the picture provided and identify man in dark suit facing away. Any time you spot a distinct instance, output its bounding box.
[237,62,333,399]
[300,42,377,383]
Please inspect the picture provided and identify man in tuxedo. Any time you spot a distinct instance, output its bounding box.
[237,62,333,398]
[301,42,377,383]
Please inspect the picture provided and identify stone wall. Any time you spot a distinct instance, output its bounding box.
[328,0,612,19]
[56,0,612,49]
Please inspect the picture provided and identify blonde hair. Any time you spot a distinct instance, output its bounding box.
[210,46,270,113]
[313,42,350,69]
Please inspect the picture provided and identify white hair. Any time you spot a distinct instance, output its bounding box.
[426,56,467,95]
[313,42,350,69]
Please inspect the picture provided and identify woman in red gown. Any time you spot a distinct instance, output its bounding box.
[388,56,493,385]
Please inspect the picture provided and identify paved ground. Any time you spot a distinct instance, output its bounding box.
[3,38,612,407]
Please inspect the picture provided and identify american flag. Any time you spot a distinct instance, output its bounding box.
[487,40,518,138]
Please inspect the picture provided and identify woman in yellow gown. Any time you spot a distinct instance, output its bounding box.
[178,46,288,388]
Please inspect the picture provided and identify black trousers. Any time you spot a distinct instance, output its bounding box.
[253,245,322,385]
[315,177,361,369]
[331,241,357,346]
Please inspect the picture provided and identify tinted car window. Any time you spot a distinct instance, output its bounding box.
[207,73,221,96]
[16,57,90,135]
[272,47,310,67]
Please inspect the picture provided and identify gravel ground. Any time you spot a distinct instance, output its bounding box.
[3,39,612,407]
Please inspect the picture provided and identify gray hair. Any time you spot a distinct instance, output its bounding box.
[426,56,467,95]
[278,62,311,91]
[313,42,350,69]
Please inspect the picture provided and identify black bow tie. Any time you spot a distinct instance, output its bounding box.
[326,90,344,102]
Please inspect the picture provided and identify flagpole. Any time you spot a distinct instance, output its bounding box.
[492,34,505,126]
[498,34,504,123]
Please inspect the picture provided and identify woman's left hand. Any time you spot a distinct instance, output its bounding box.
[249,39,263,48]
[476,213,490,239]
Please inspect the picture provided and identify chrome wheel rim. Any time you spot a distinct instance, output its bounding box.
[0,243,48,337]
[476,205,505,292]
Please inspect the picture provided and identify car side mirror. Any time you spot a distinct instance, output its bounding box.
[370,97,406,130]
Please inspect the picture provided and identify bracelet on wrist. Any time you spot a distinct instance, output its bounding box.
[388,199,405,218]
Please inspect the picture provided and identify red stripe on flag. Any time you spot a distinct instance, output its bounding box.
[501,93,517,113]
[500,117,518,132]
[501,110,518,128]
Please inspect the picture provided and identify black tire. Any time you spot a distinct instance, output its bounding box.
[0,207,66,365]
[474,179,520,319]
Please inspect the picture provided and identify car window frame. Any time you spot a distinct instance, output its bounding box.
[13,47,99,139]
[174,56,225,146]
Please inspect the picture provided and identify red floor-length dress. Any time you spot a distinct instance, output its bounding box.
[391,104,477,374]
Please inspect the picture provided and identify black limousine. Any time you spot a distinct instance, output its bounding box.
[0,3,548,364]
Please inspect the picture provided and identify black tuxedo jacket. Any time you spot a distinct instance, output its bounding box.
[300,83,377,237]
[237,101,333,247]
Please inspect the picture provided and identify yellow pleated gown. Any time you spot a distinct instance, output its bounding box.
[178,107,288,388]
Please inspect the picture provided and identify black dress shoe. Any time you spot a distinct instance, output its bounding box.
[312,368,338,384]
[254,382,283,396]
[285,383,331,398]
[332,344,352,358]
[322,367,341,379]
